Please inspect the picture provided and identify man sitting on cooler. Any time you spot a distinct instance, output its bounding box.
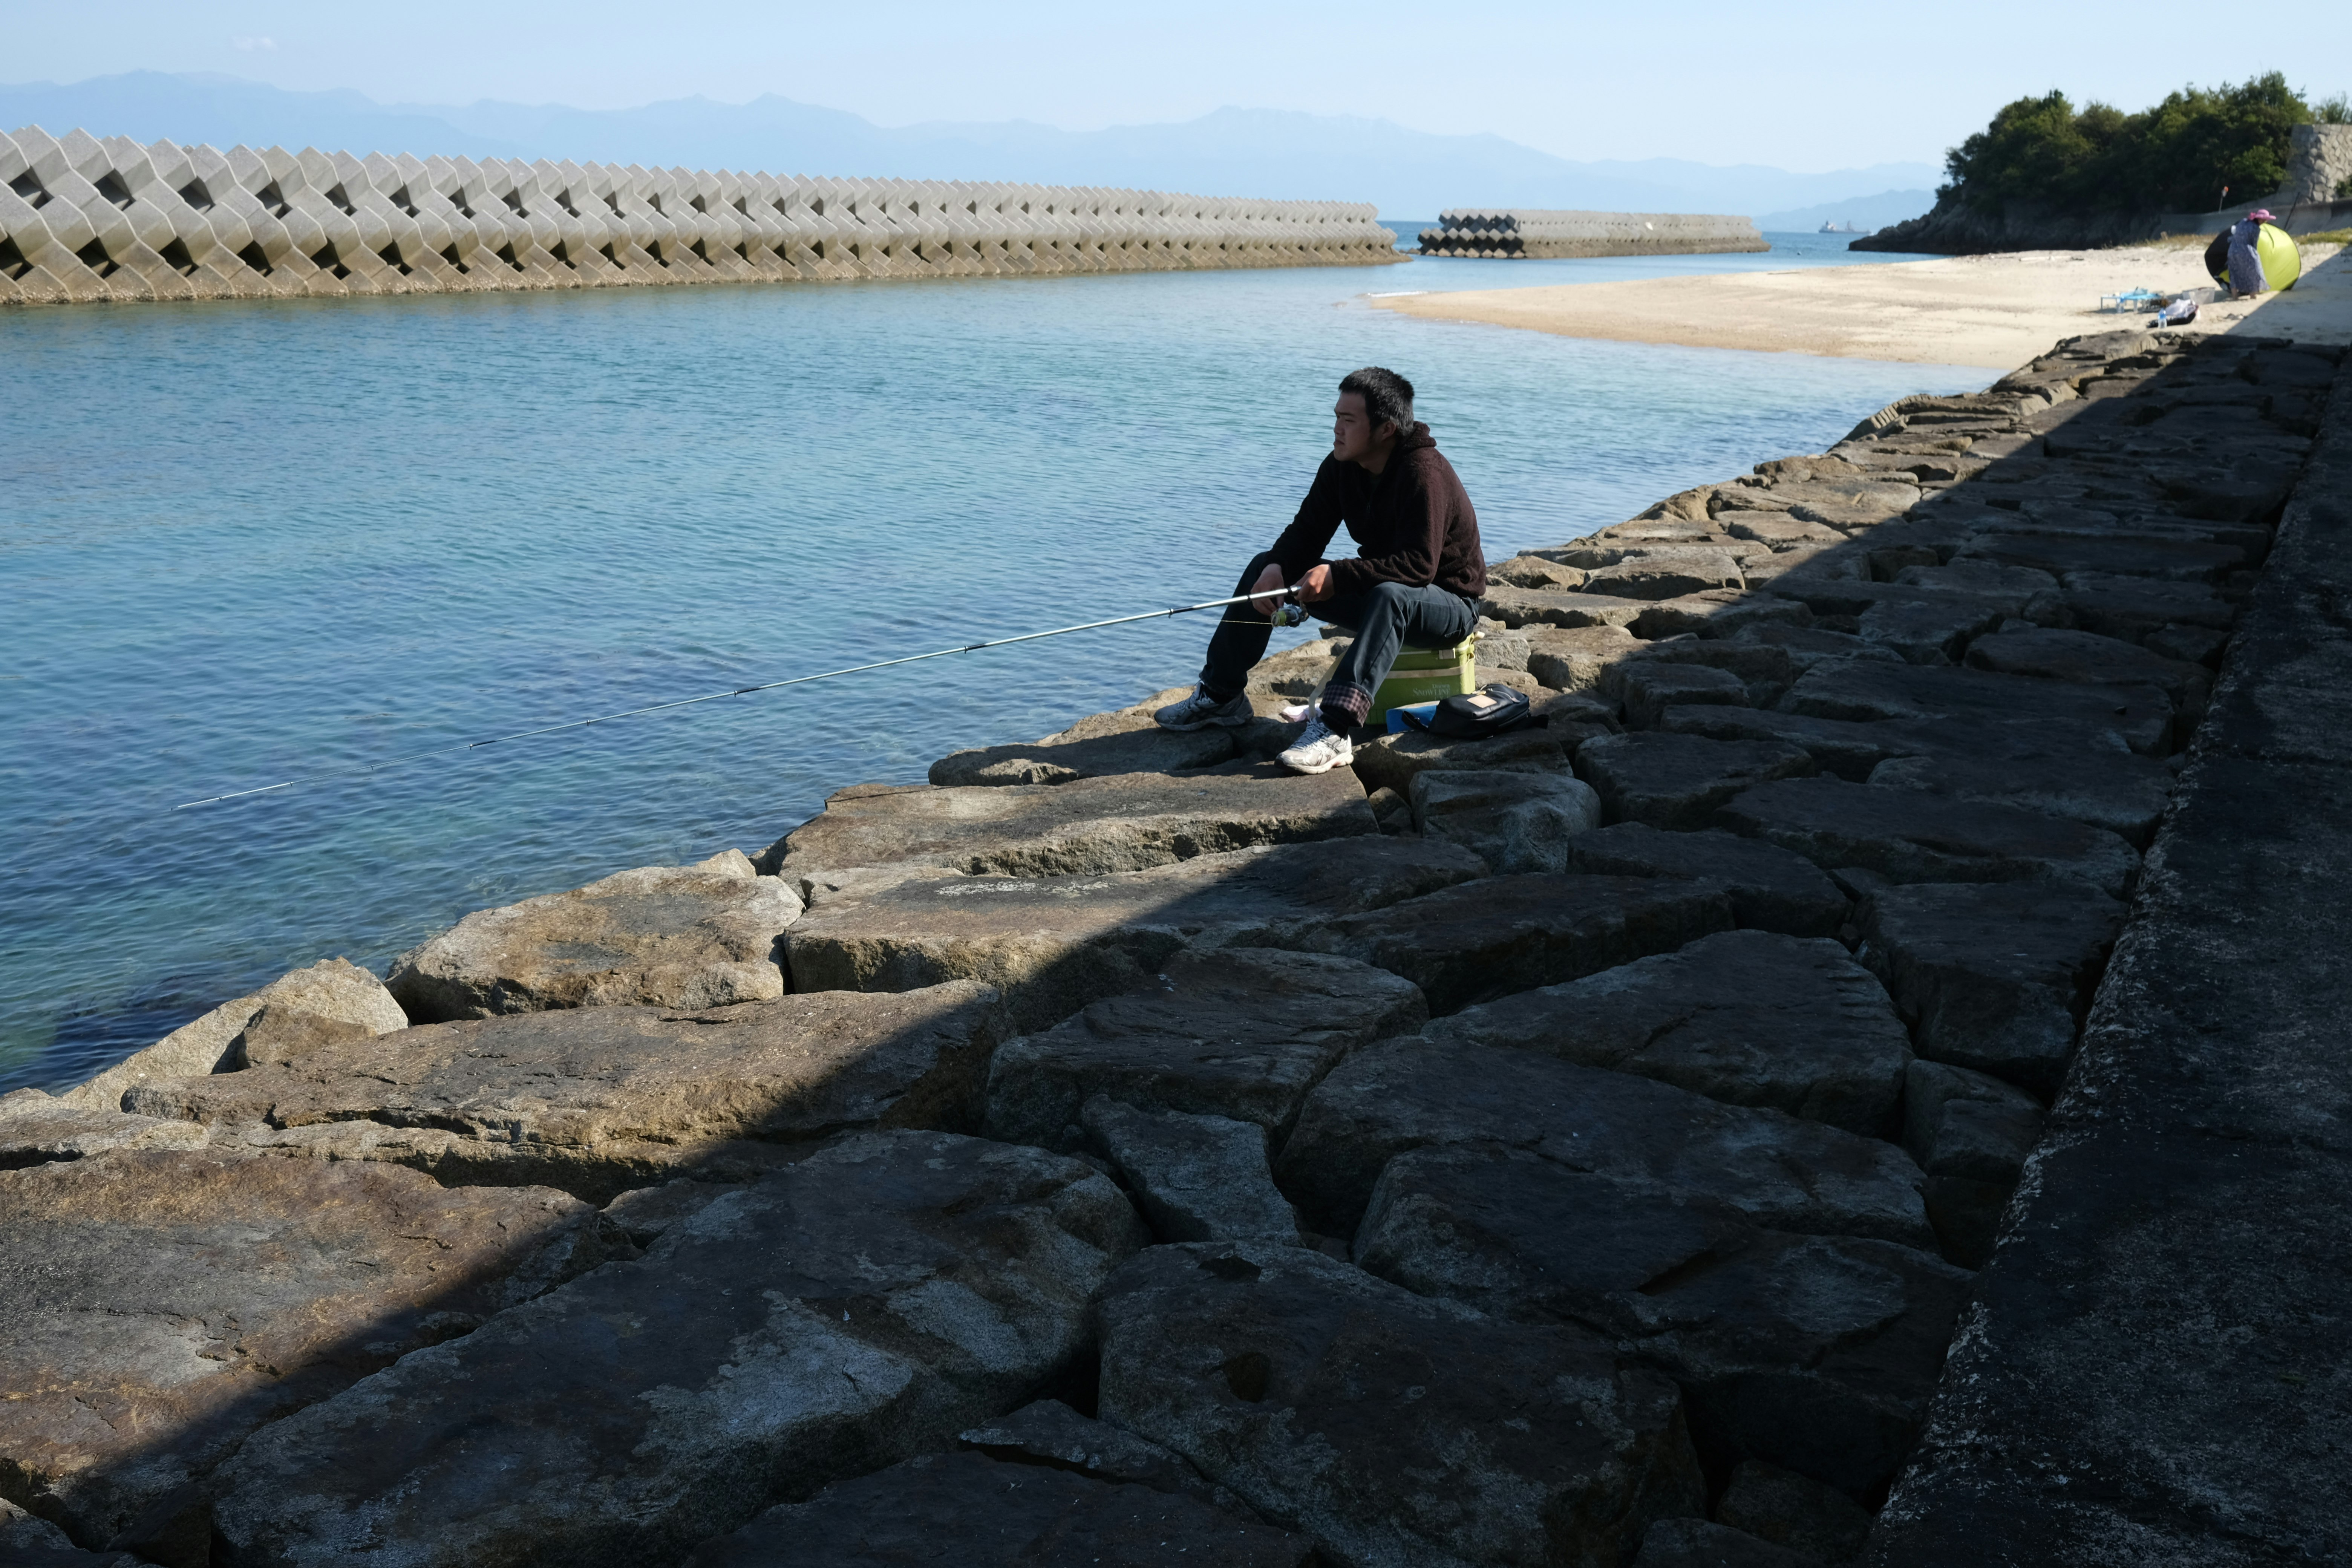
[1153,366,1488,775]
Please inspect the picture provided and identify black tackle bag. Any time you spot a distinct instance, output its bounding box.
[1398,683,1534,740]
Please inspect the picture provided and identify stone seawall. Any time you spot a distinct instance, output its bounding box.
[0,125,1401,308]
[1,323,2340,1566]
[1863,322,2352,1565]
[1421,208,1767,258]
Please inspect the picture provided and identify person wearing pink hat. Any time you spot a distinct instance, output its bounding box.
[2227,210,2276,298]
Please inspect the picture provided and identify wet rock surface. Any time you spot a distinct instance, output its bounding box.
[212,1132,1149,1568]
[126,982,1012,1202]
[1422,931,1911,1135]
[787,837,1482,1032]
[765,766,1375,882]
[390,862,804,1023]
[0,1150,603,1547]
[1097,1240,1707,1568]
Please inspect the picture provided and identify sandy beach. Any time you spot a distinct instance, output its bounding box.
[1376,243,2352,368]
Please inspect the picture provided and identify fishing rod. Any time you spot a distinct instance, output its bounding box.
[172,583,1317,811]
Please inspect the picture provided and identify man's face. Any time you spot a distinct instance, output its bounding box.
[1332,391,1380,464]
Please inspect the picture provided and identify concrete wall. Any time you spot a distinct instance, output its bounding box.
[1418,208,1766,259]
[0,125,1402,308]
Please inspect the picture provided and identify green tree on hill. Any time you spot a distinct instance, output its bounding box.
[1942,73,2317,216]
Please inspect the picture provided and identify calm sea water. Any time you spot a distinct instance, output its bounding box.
[0,234,1982,1093]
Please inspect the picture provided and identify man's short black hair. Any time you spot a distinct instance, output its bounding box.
[1339,366,1416,441]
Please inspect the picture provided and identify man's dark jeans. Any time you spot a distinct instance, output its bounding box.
[1199,551,1479,730]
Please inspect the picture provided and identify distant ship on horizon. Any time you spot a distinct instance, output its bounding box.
[1817,220,1874,235]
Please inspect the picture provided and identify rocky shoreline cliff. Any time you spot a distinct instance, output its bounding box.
[1856,122,2352,255]
[3,324,2344,1567]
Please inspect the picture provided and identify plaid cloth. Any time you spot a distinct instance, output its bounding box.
[1321,679,1374,728]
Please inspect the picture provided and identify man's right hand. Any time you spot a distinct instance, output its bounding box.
[1244,562,1288,619]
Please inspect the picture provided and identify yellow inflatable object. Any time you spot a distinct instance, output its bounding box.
[2205,223,2303,292]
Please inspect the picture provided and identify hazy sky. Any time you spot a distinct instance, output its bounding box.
[8,0,2347,171]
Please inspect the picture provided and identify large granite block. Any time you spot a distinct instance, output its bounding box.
[0,1150,603,1548]
[1563,823,1848,937]
[212,1132,1149,1568]
[983,947,1423,1147]
[1778,660,2173,756]
[1273,1037,1931,1245]
[124,983,1010,1202]
[1856,880,2125,1096]
[1357,1146,1972,1496]
[1096,1240,1705,1568]
[764,766,1374,881]
[682,1449,1311,1566]
[1423,930,1911,1135]
[1578,732,1816,830]
[1288,872,1734,1015]
[389,860,802,1023]
[786,838,1484,1032]
[928,687,1238,786]
[1716,778,2140,897]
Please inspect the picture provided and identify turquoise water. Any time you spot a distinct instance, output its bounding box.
[0,236,1981,1093]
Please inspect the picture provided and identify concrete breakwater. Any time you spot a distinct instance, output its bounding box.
[1420,208,1767,258]
[0,325,2341,1567]
[0,125,1400,308]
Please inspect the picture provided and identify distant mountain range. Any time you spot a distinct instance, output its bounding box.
[1755,189,1939,234]
[0,72,1941,223]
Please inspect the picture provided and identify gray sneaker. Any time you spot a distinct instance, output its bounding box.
[1277,713,1354,775]
[1155,686,1253,731]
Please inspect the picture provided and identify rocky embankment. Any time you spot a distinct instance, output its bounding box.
[3,327,2342,1567]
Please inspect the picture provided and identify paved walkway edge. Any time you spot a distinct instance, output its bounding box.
[1866,352,2352,1564]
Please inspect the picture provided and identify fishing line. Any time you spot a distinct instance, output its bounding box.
[172,585,1310,811]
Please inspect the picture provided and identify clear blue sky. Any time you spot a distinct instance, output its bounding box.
[6,0,2346,172]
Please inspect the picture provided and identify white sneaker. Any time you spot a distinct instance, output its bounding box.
[1155,687,1253,731]
[1278,713,1354,775]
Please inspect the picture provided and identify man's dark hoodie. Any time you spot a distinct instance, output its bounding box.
[1265,423,1487,600]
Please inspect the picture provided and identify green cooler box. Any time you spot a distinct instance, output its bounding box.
[1366,635,1478,727]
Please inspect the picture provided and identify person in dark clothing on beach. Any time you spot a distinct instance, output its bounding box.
[1155,367,1487,775]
